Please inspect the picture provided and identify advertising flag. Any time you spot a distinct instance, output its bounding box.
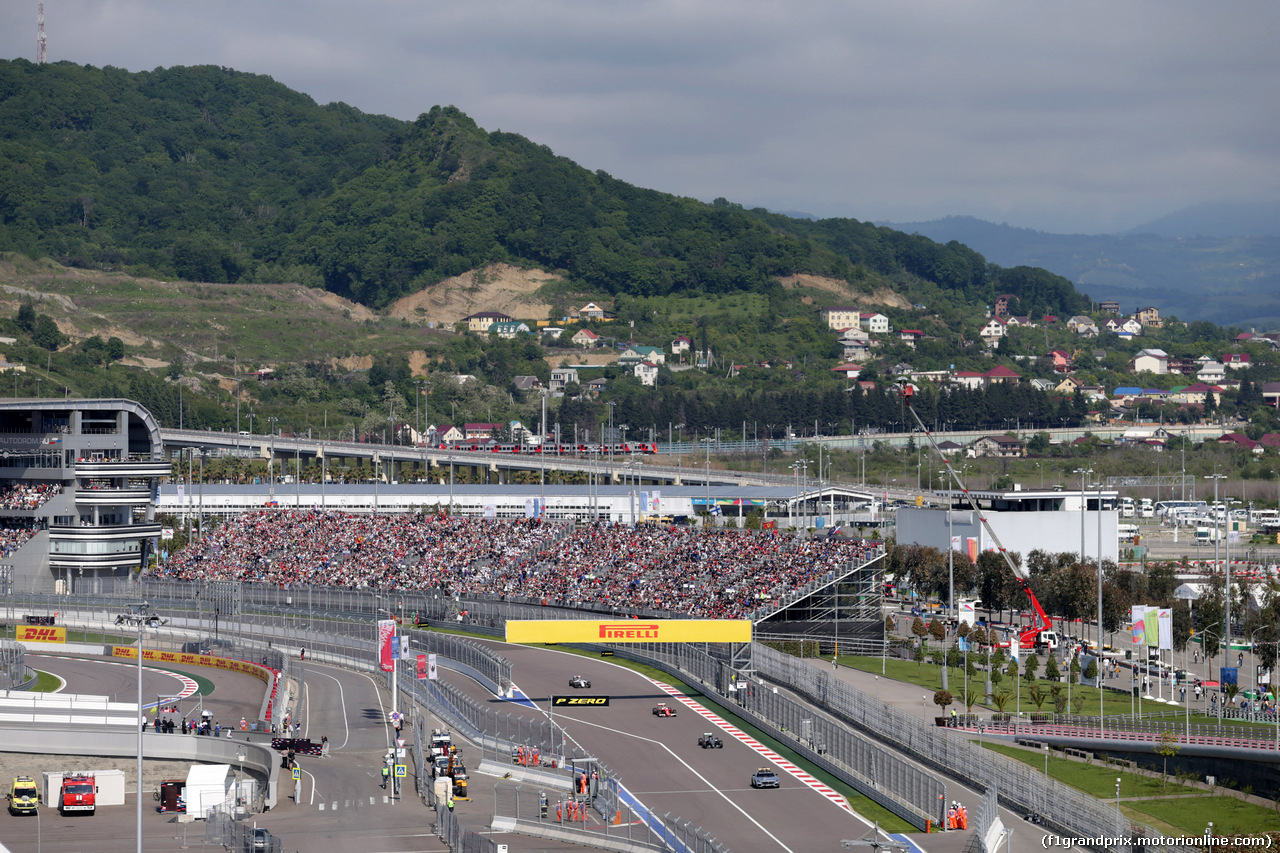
[1131,606,1146,645]
[416,653,427,680]
[377,619,395,672]
[1158,608,1173,651]
[650,491,661,513]
[1143,606,1160,648]
[428,652,438,680]
[399,635,411,660]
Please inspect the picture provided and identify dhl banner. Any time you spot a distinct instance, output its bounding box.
[16,625,66,643]
[505,619,751,644]
[110,647,271,683]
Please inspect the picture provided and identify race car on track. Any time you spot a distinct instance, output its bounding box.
[569,675,591,689]
[698,732,723,749]
[750,768,780,789]
[652,702,677,717]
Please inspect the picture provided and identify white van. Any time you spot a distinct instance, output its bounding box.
[1120,497,1136,518]
[1139,499,1154,518]
[1195,527,1220,545]
[1117,523,1139,540]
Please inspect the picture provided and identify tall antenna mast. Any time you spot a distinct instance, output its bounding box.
[37,2,47,64]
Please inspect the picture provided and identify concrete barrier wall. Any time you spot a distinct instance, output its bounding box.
[0,724,279,809]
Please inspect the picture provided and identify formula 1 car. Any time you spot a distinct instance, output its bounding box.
[569,675,591,689]
[652,702,677,717]
[698,732,723,749]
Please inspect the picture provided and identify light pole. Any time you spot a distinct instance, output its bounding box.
[235,749,246,809]
[701,437,714,526]
[1097,477,1105,725]
[1206,473,1227,679]
[947,466,955,622]
[1074,468,1093,579]
[115,605,167,853]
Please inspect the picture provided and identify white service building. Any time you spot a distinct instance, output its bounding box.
[895,488,1120,565]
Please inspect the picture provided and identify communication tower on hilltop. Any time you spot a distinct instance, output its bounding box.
[37,2,47,64]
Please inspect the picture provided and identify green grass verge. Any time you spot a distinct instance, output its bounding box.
[839,654,1262,724]
[518,643,916,833]
[978,741,1189,798]
[30,670,61,692]
[1124,795,1280,836]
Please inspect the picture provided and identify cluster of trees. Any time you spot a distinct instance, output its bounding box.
[587,381,1089,443]
[0,59,1091,319]
[885,543,1209,654]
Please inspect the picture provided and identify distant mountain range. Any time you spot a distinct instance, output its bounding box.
[885,207,1280,330]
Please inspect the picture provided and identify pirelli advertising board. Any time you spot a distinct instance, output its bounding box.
[111,647,272,684]
[16,625,66,643]
[505,619,751,644]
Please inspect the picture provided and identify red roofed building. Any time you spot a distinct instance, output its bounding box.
[1217,432,1259,451]
[830,363,863,378]
[984,365,1021,385]
[464,422,502,440]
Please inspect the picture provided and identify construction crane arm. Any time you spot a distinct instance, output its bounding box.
[902,388,1055,649]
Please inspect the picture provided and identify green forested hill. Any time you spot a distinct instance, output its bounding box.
[0,58,1089,316]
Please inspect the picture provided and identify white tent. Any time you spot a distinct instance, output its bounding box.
[185,764,232,818]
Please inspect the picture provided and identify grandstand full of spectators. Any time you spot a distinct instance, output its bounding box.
[0,482,60,511]
[154,511,882,619]
[0,519,40,557]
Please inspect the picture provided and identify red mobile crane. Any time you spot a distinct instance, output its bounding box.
[903,388,1058,651]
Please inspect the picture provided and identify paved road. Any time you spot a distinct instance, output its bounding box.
[461,640,971,853]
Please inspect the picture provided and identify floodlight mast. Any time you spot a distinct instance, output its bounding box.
[902,388,1053,648]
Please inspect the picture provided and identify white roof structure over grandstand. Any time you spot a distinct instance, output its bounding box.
[157,483,876,524]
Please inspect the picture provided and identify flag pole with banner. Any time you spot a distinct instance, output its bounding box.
[378,618,396,717]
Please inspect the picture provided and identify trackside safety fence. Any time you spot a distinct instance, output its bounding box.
[750,642,1200,853]
[597,637,944,830]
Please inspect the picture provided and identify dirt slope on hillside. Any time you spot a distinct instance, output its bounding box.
[779,274,911,309]
[387,263,561,326]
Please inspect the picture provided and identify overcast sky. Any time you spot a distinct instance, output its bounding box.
[4,1,1277,234]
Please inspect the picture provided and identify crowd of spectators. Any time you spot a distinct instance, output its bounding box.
[0,519,39,557]
[153,511,882,618]
[0,482,60,510]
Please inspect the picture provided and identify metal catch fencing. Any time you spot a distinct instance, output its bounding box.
[204,805,292,853]
[0,639,25,689]
[740,677,945,828]
[432,799,498,853]
[750,642,1201,853]
[605,637,944,829]
[490,780,674,853]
